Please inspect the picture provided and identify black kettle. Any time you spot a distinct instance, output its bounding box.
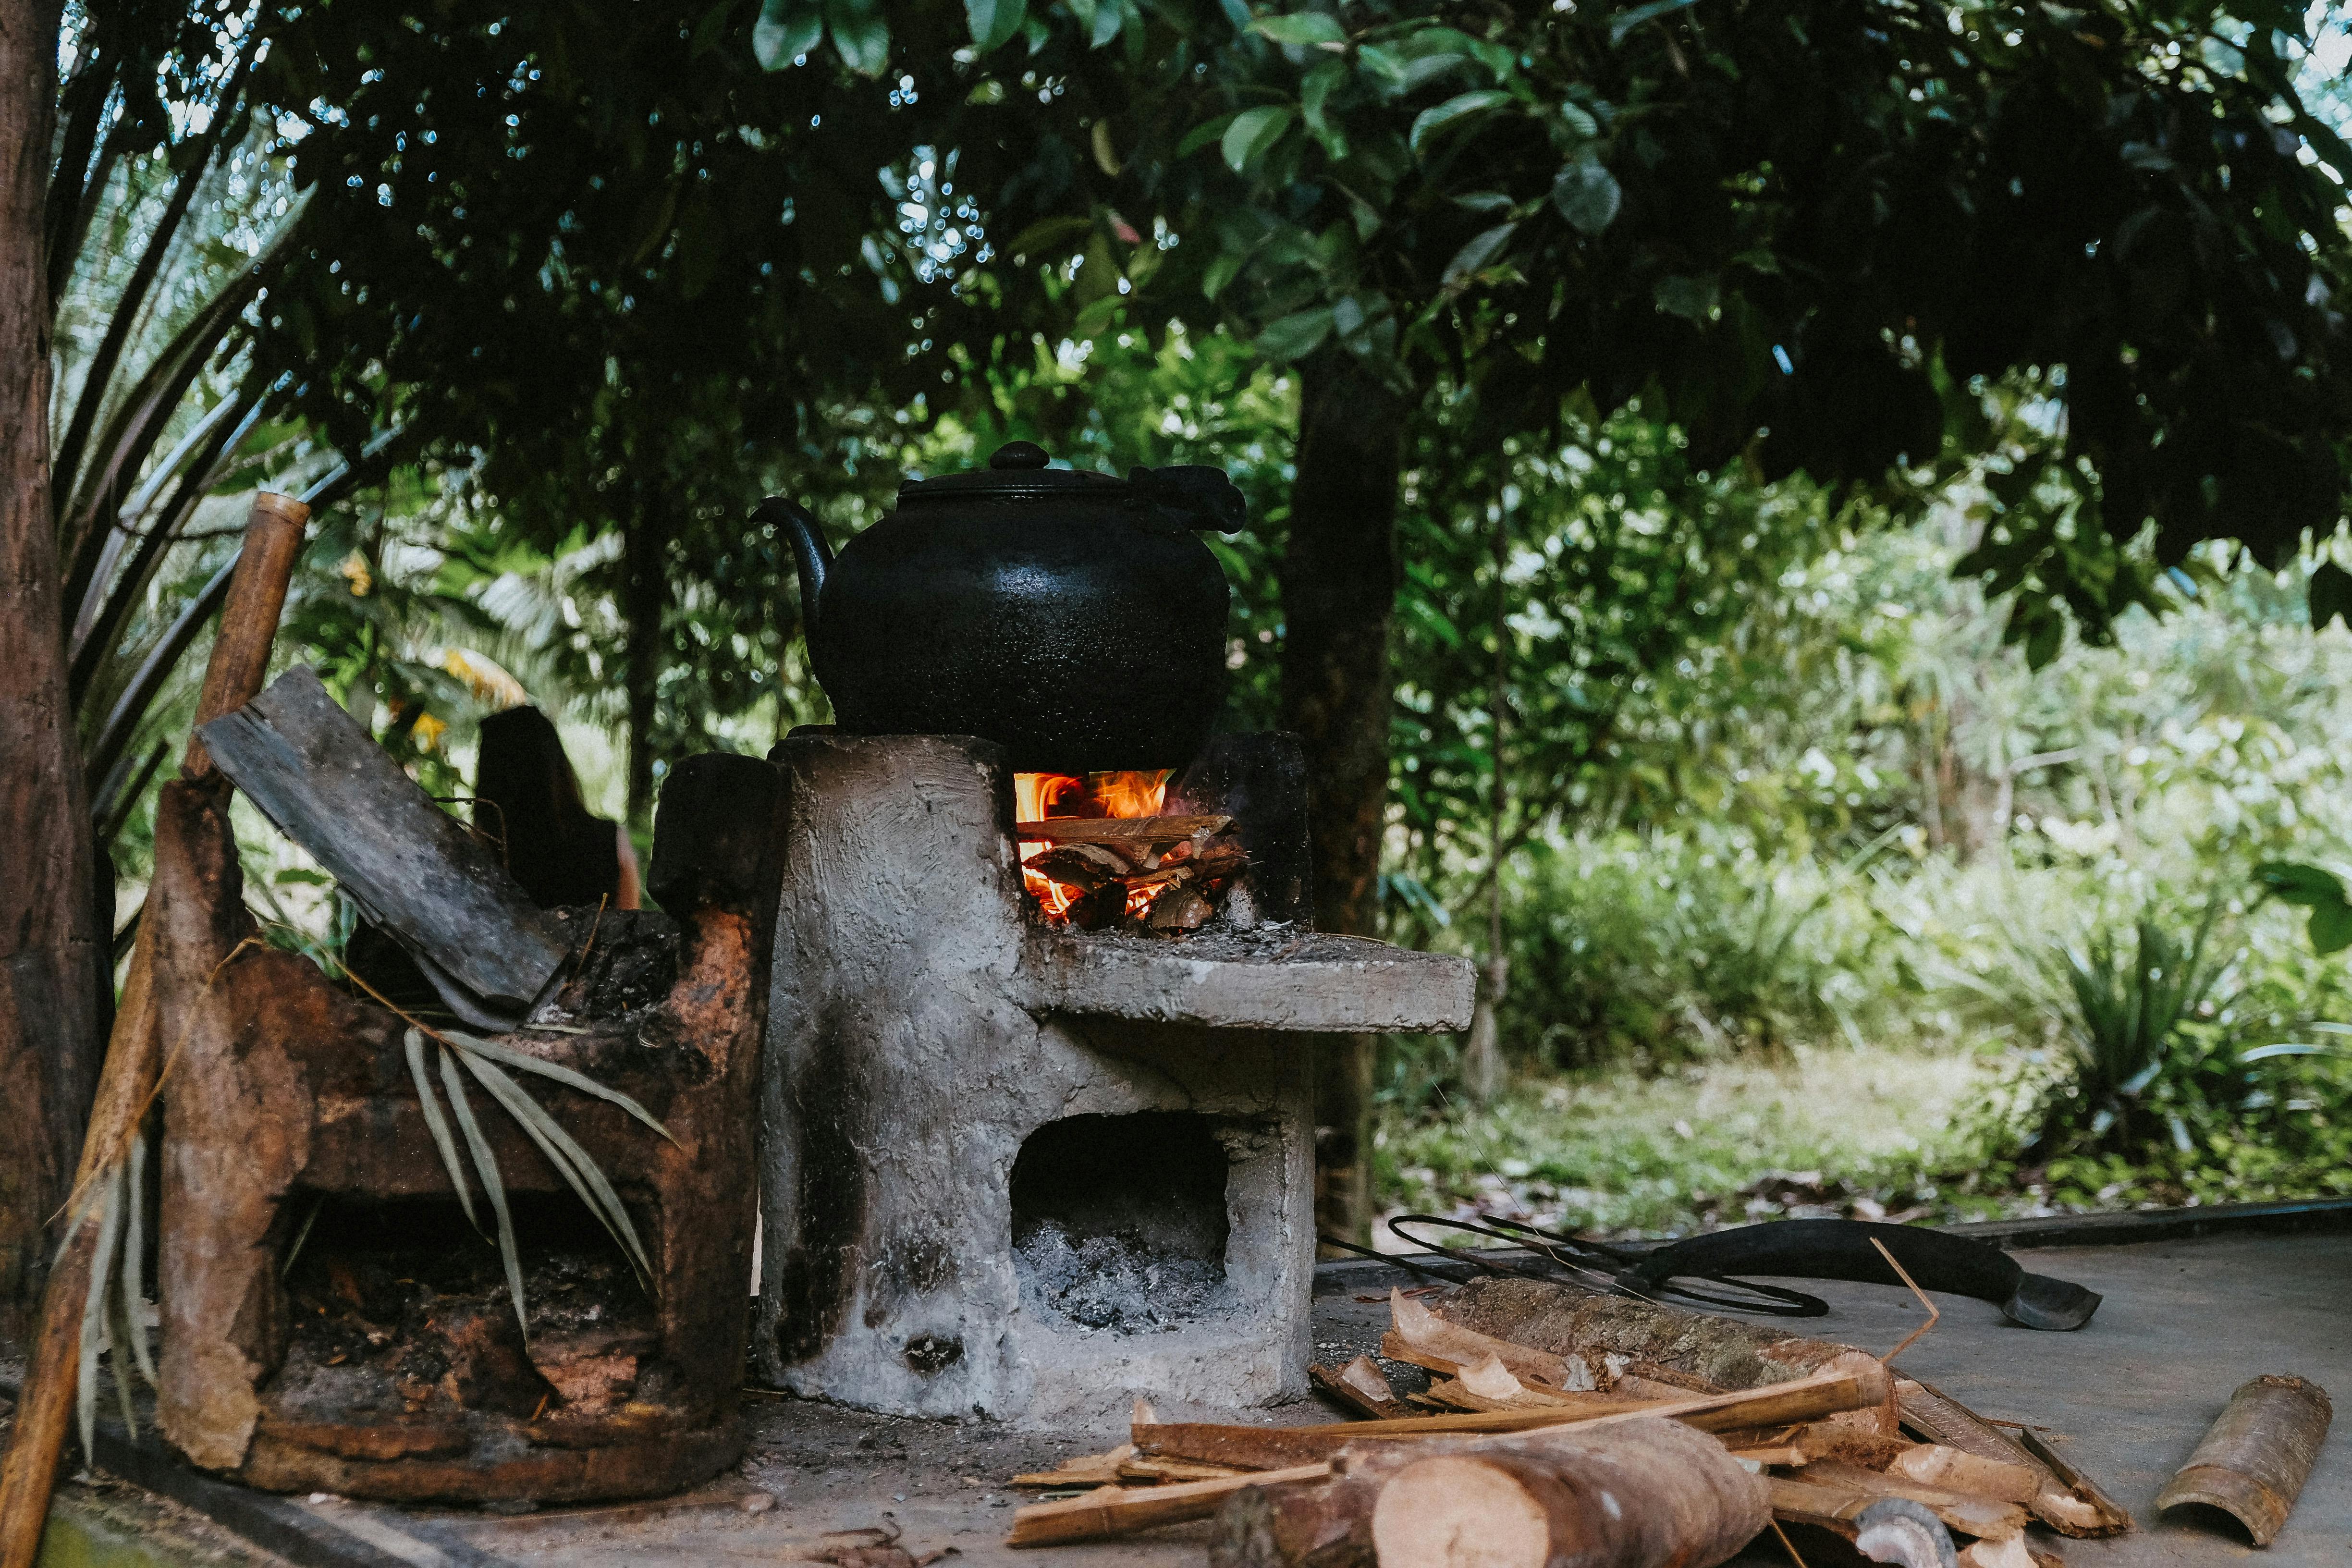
[758,441,1247,775]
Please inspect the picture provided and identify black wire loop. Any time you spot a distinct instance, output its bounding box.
[1382,1213,1831,1318]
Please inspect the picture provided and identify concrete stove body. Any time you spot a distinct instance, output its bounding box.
[755,733,1474,1432]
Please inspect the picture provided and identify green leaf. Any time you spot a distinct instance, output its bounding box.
[753,0,823,69]
[2310,560,2352,629]
[1354,43,1406,91]
[1551,158,1622,234]
[1652,273,1718,320]
[441,1030,679,1144]
[965,0,1027,53]
[1251,12,1348,48]
[825,0,891,75]
[118,1132,154,1385]
[1177,110,1242,159]
[1223,105,1298,172]
[1254,305,1335,361]
[2254,861,2352,954]
[1443,220,1518,284]
[1410,89,1510,155]
[1609,0,1705,46]
[461,1052,658,1286]
[1007,215,1094,261]
[406,1028,481,1233]
[439,1047,528,1337]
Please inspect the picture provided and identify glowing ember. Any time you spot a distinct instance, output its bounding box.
[1017,770,1171,920]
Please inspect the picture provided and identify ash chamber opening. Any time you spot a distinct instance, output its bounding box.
[1010,1112,1232,1333]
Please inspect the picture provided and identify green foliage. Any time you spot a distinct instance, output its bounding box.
[2033,905,2227,1154]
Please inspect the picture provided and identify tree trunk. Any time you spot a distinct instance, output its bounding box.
[622,493,670,823]
[1281,352,1407,1243]
[0,0,99,1344]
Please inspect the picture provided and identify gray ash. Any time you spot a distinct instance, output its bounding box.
[1014,1220,1227,1333]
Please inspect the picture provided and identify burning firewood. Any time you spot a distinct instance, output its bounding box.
[1016,813,1232,845]
[1145,886,1214,932]
[1023,843,1129,891]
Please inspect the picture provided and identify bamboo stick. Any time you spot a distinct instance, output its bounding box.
[0,493,306,1568]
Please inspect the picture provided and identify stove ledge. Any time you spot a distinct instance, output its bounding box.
[1015,928,1476,1033]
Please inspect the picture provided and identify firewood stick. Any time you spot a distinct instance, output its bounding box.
[1021,1368,1874,1548]
[2154,1373,2333,1546]
[1139,1363,1882,1469]
[1008,1464,1332,1546]
[1015,814,1231,845]
[0,494,306,1568]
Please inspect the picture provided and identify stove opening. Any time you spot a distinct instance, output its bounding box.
[1014,771,1255,933]
[1010,1111,1231,1333]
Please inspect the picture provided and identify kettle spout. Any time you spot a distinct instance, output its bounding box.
[757,497,834,640]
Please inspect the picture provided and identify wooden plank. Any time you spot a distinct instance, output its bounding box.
[1018,936,1476,1032]
[197,665,570,1012]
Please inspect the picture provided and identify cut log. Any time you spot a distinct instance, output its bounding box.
[1371,1421,1766,1568]
[197,665,573,1017]
[1888,1444,2041,1506]
[1015,814,1232,845]
[1897,1378,2129,1537]
[1209,1416,1765,1568]
[2154,1373,2332,1546]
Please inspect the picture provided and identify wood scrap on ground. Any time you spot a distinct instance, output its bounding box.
[2153,1373,2332,1546]
[1007,1268,2143,1565]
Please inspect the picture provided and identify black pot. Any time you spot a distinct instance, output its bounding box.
[760,441,1246,775]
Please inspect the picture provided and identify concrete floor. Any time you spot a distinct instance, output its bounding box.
[35,1225,2351,1568]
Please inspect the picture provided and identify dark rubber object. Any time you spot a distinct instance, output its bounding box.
[1627,1218,2102,1331]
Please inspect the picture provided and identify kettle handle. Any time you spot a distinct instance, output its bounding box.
[1128,465,1248,534]
[756,497,834,640]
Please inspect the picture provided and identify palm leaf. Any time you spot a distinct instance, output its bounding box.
[77,1164,125,1461]
[455,1051,655,1287]
[439,1030,678,1145]
[118,1129,155,1386]
[438,1045,528,1336]
[404,1027,481,1233]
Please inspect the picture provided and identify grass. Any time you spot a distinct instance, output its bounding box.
[1372,1041,2019,1240]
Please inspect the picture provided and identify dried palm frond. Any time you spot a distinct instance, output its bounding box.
[400,1026,674,1339]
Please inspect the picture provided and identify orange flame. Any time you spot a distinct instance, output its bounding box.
[1016,770,1171,920]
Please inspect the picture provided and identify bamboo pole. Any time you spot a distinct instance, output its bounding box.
[0,492,306,1568]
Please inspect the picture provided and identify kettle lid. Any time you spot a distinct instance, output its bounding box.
[897,440,1129,502]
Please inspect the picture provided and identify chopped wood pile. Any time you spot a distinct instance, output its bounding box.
[1018,813,1256,934]
[993,1281,2147,1568]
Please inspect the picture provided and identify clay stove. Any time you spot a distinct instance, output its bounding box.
[757,732,1474,1431]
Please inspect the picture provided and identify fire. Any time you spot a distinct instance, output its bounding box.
[1016,770,1170,920]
